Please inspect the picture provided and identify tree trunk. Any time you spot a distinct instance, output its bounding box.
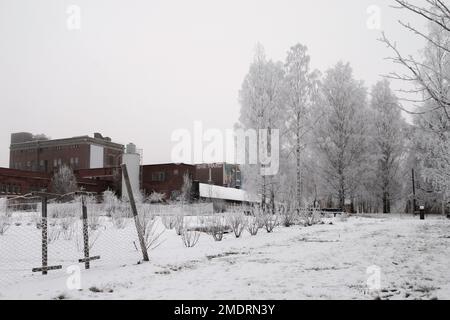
[296,118,301,209]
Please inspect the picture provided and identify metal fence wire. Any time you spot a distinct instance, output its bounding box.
[0,193,143,288]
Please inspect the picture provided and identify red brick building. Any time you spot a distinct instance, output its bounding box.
[0,167,116,196]
[9,132,124,173]
[141,163,196,200]
[195,163,241,188]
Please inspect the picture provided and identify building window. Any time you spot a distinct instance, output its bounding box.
[173,169,179,175]
[151,172,165,182]
[54,159,58,167]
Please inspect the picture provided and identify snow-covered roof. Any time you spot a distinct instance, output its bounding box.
[199,183,259,203]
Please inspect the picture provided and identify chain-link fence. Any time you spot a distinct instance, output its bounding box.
[0,194,215,288]
[0,194,143,288]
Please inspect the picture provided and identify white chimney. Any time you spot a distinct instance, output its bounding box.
[122,143,141,201]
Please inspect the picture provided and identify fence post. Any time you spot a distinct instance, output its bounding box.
[82,196,90,269]
[121,164,149,262]
[32,192,62,274]
[41,196,48,275]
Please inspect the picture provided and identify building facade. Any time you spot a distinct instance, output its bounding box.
[141,163,196,200]
[9,132,124,173]
[0,167,117,196]
[195,163,241,188]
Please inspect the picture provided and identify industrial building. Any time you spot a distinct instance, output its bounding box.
[9,132,124,173]
[2,132,243,201]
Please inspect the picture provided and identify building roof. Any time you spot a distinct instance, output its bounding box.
[10,134,124,151]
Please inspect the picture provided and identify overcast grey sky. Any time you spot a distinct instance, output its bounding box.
[0,0,426,167]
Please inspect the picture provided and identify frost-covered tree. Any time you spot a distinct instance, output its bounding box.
[180,172,192,204]
[381,0,450,120]
[314,62,370,209]
[370,80,407,213]
[238,44,286,208]
[283,44,320,208]
[51,165,78,195]
[382,1,450,212]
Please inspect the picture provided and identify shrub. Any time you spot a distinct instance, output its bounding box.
[161,215,177,230]
[262,213,278,233]
[301,206,323,226]
[139,212,164,250]
[212,199,227,213]
[0,198,11,235]
[175,213,185,236]
[280,204,297,227]
[246,216,260,236]
[48,202,77,219]
[75,228,100,252]
[206,215,226,241]
[226,211,246,238]
[111,211,128,229]
[0,198,8,214]
[103,190,120,217]
[53,216,77,241]
[148,192,165,204]
[181,229,200,248]
[51,165,78,195]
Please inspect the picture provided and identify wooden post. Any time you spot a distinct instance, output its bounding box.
[121,164,149,262]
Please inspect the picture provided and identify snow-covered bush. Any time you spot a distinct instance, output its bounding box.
[0,198,11,235]
[75,228,100,253]
[148,192,165,203]
[213,199,227,213]
[51,165,78,195]
[88,212,101,231]
[111,210,128,229]
[0,214,11,235]
[300,205,323,226]
[226,211,247,238]
[181,229,200,248]
[161,215,177,230]
[57,216,77,240]
[246,215,261,236]
[102,190,120,217]
[280,204,297,227]
[262,213,278,233]
[139,212,164,250]
[174,213,184,236]
[0,198,8,214]
[49,202,78,218]
[206,215,226,241]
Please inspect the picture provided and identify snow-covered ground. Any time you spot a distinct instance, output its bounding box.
[0,214,449,300]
